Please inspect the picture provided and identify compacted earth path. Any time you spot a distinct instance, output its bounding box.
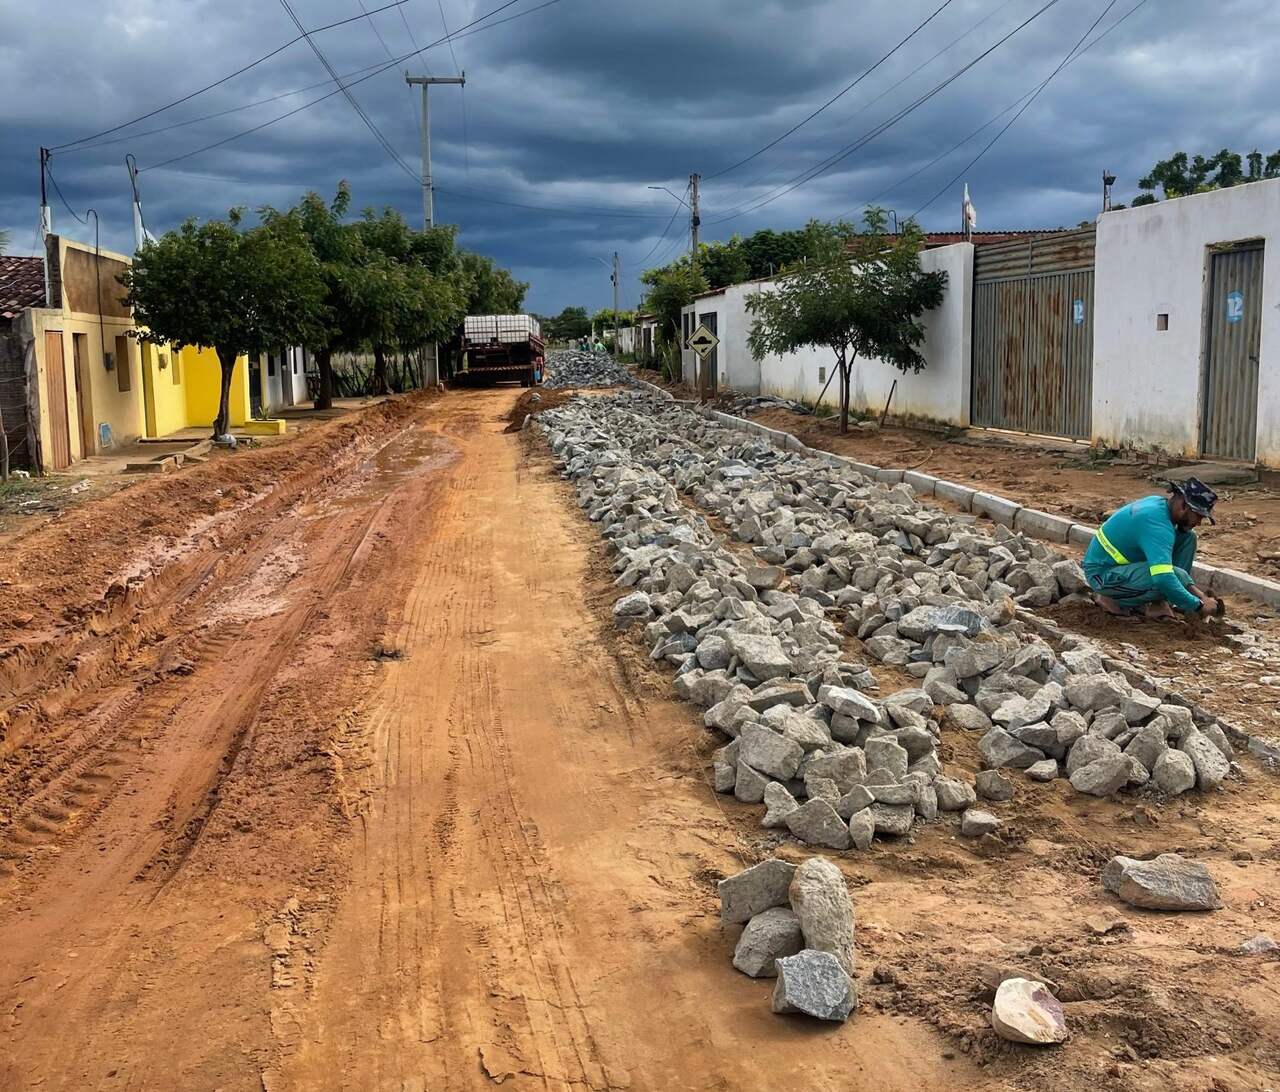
[1,387,973,1091]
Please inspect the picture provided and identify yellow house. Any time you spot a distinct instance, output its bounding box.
[0,234,276,473]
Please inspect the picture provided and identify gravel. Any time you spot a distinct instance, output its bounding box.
[538,387,1241,851]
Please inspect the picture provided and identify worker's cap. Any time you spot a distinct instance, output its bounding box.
[1170,477,1218,523]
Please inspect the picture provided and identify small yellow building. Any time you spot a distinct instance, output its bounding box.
[0,235,272,473]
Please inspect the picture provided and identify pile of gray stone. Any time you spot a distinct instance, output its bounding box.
[539,390,1240,832]
[719,857,858,1022]
[727,394,811,416]
[543,348,635,389]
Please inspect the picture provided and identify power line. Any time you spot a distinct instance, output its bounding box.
[704,0,957,181]
[911,0,1123,217]
[50,0,413,152]
[706,0,1065,226]
[846,0,1150,219]
[65,1,564,159]
[277,0,419,180]
[435,0,471,175]
[631,184,691,267]
[140,0,544,173]
[714,0,1025,206]
[45,162,88,225]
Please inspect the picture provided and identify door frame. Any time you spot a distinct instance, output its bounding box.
[1198,237,1264,461]
[70,331,96,457]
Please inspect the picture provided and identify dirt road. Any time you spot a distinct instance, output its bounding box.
[0,389,973,1090]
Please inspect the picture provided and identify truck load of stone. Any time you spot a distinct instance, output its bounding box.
[542,348,636,389]
[539,390,1239,835]
[720,857,858,1022]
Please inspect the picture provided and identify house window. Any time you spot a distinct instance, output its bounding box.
[115,335,131,392]
[1156,313,1169,331]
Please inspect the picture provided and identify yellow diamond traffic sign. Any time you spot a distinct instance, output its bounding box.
[687,324,719,358]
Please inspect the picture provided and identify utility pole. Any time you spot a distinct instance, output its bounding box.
[39,147,52,305]
[404,72,465,390]
[689,172,701,271]
[404,72,466,228]
[611,251,620,357]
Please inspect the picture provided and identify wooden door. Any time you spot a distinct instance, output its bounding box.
[71,333,95,456]
[44,331,73,470]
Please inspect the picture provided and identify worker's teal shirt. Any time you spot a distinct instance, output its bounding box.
[1083,495,1202,612]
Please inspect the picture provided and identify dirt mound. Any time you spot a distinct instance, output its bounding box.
[503,387,575,432]
[1041,600,1236,651]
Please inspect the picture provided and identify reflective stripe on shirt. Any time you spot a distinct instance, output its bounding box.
[1095,527,1130,565]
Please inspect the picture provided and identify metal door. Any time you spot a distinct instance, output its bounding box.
[43,331,73,470]
[1201,243,1264,461]
[698,311,718,394]
[971,228,1094,439]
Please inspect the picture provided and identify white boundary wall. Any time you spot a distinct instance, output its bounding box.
[1093,179,1280,463]
[682,243,973,423]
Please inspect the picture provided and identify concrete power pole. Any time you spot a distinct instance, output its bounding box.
[611,251,620,357]
[404,72,466,228]
[404,72,465,389]
[689,172,701,271]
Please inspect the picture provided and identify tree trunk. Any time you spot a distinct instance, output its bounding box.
[314,348,334,410]
[213,346,237,439]
[838,349,851,435]
[372,344,390,396]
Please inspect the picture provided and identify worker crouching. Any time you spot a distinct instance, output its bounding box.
[1083,478,1223,621]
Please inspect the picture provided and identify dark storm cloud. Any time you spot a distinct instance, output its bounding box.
[3,0,1279,313]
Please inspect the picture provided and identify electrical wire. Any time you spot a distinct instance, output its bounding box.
[277,0,419,180]
[706,0,1065,226]
[704,0,957,181]
[435,0,471,178]
[140,0,545,173]
[50,0,414,152]
[45,162,87,225]
[65,0,565,159]
[911,0,1126,216]
[713,0,1025,207]
[630,185,691,267]
[845,0,1151,218]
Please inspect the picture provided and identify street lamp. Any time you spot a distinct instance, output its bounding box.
[647,184,691,210]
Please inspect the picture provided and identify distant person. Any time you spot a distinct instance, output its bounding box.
[594,339,606,353]
[1084,478,1222,621]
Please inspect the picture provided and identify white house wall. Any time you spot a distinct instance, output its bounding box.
[1093,179,1280,463]
[682,243,973,423]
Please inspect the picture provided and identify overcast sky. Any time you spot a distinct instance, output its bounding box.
[4,0,1279,314]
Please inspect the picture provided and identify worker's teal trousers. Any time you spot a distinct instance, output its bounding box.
[1083,530,1198,609]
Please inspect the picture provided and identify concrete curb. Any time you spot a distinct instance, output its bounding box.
[679,399,1280,609]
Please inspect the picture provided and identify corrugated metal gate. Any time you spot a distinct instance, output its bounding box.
[1201,242,1264,462]
[697,310,718,394]
[971,227,1095,439]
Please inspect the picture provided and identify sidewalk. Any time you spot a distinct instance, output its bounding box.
[743,404,1280,584]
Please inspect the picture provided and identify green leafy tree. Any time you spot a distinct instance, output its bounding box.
[746,212,946,434]
[592,307,637,335]
[1132,147,1280,206]
[458,251,528,313]
[122,209,324,437]
[698,238,750,290]
[262,185,358,409]
[353,207,467,393]
[640,262,708,380]
[542,305,592,343]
